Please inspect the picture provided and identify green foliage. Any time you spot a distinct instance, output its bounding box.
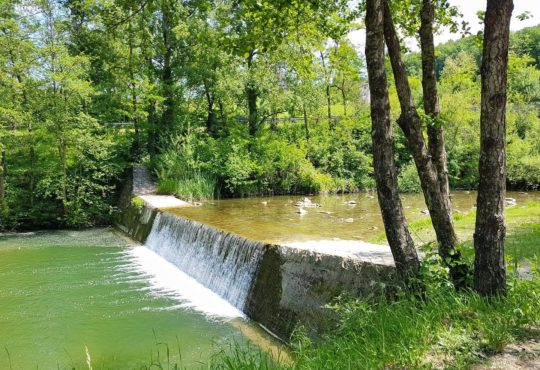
[398,161,422,193]
[2,0,540,232]
[209,341,282,370]
[130,197,145,211]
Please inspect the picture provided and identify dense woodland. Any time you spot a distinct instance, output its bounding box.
[0,0,539,230]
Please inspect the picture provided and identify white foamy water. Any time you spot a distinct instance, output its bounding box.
[123,245,244,319]
[144,213,266,311]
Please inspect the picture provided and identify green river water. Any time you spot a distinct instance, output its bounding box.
[0,229,249,369]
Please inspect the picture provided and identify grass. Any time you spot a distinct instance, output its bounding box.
[371,201,540,249]
[289,274,540,369]
[157,172,217,202]
[506,223,540,261]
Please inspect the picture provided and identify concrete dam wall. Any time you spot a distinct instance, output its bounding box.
[116,167,398,341]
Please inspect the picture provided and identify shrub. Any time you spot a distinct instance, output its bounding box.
[398,161,422,192]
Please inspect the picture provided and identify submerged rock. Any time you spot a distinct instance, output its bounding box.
[295,197,321,208]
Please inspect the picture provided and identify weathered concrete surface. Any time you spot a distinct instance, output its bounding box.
[132,165,157,195]
[116,166,189,242]
[246,240,397,340]
[115,203,157,243]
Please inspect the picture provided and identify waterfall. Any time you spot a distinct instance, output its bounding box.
[144,212,266,311]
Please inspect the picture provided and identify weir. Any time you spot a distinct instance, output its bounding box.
[116,167,398,340]
[145,212,266,311]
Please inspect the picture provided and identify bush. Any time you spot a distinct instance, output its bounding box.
[398,161,422,192]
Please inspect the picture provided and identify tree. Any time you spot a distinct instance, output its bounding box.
[365,0,420,282]
[473,0,513,297]
[383,0,464,285]
[419,0,451,219]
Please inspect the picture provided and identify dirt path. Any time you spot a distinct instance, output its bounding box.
[473,337,540,369]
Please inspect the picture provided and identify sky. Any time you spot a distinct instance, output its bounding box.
[348,0,540,51]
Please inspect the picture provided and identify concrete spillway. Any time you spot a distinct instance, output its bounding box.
[145,212,266,311]
[116,168,397,340]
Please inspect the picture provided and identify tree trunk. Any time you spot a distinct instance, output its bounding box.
[341,79,347,116]
[303,104,310,143]
[160,0,174,143]
[365,0,420,282]
[383,0,465,286]
[320,51,334,129]
[246,52,258,136]
[419,0,451,216]
[204,84,216,136]
[326,84,332,126]
[0,146,6,206]
[128,15,140,159]
[58,137,68,215]
[474,0,513,297]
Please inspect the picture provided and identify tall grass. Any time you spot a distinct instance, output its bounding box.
[157,172,216,201]
[290,271,540,369]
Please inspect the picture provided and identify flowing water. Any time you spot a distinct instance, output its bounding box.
[168,191,540,244]
[0,229,254,369]
[145,213,266,311]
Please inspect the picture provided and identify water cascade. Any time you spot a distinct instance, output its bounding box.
[144,212,267,311]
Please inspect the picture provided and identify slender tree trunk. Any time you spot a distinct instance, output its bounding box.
[58,137,68,215]
[218,99,225,123]
[365,0,420,282]
[204,84,216,136]
[383,0,465,286]
[419,0,451,216]
[246,52,258,136]
[303,104,310,143]
[474,0,513,297]
[128,15,140,159]
[341,79,347,116]
[0,146,6,207]
[326,84,332,125]
[320,51,334,129]
[160,0,174,143]
[140,3,156,159]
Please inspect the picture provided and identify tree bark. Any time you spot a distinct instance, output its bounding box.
[128,17,140,159]
[341,79,347,116]
[474,0,513,297]
[365,0,420,282]
[160,0,174,143]
[0,146,6,207]
[204,83,216,136]
[419,0,451,216]
[303,104,310,143]
[320,51,334,129]
[326,84,332,125]
[246,51,259,136]
[383,0,465,285]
